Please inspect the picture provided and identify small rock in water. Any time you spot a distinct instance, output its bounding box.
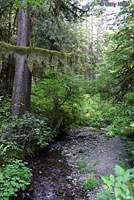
[66,153,71,156]
[100,127,107,131]
[76,132,91,137]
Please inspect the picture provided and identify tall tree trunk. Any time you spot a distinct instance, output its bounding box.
[11,1,32,116]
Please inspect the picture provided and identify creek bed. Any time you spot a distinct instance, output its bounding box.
[15,127,129,200]
[18,140,86,200]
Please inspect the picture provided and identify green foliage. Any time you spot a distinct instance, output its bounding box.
[13,0,44,9]
[105,92,134,138]
[1,112,53,154]
[77,161,87,172]
[0,96,11,126]
[83,178,99,191]
[0,141,23,164]
[31,70,87,131]
[94,4,134,100]
[79,94,114,128]
[125,139,134,161]
[90,4,134,139]
[30,0,101,76]
[0,144,12,164]
[96,190,115,200]
[31,71,117,131]
[96,165,134,200]
[0,159,32,200]
[0,142,32,199]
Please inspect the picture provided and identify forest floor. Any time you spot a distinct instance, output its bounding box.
[61,127,129,200]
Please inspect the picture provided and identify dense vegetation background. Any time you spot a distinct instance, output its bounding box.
[0,0,134,199]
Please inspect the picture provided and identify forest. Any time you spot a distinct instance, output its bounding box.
[0,0,134,199]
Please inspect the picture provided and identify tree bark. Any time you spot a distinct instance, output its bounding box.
[11,0,32,116]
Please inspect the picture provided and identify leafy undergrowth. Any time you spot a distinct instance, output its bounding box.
[1,112,54,156]
[97,165,134,200]
[0,145,32,200]
[0,160,32,200]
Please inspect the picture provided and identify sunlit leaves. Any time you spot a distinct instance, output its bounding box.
[98,165,134,200]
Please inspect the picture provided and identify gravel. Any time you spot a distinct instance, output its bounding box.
[61,127,128,200]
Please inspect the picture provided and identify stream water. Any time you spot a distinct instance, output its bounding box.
[19,140,86,200]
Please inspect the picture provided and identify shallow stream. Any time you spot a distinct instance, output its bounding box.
[20,140,86,200]
[16,127,129,200]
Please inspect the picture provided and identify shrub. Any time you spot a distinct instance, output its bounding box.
[83,178,99,190]
[1,112,53,154]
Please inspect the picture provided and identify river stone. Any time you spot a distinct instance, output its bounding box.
[76,132,93,137]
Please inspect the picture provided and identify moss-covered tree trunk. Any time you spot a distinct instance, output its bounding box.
[11,1,32,116]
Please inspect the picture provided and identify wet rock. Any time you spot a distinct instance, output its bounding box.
[76,132,92,137]
[66,176,73,180]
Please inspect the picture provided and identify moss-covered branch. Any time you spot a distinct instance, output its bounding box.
[0,42,75,72]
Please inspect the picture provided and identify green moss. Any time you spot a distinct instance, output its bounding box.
[27,56,33,72]
[60,52,67,65]
[0,42,75,73]
[0,42,62,56]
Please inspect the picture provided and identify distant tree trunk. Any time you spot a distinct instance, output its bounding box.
[11,1,32,116]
